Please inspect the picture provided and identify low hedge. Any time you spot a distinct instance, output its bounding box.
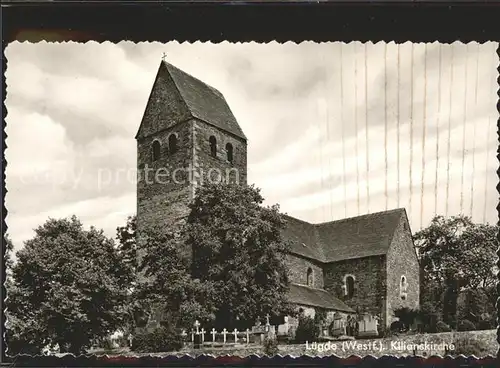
[131,326,184,353]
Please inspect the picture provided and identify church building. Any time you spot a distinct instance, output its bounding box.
[135,60,420,333]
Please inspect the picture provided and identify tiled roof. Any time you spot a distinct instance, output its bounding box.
[282,215,324,260]
[287,283,355,313]
[282,208,406,263]
[163,61,246,140]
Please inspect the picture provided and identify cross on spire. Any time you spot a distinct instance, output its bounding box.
[162,52,167,61]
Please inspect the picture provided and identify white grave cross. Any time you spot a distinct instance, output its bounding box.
[200,328,205,343]
[211,328,217,343]
[194,320,200,334]
[233,328,238,343]
[222,328,227,343]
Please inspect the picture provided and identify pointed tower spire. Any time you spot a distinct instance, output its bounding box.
[136,60,246,141]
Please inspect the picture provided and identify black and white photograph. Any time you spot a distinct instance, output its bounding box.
[4,41,498,358]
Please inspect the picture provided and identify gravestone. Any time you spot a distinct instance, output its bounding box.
[331,313,346,337]
[252,324,266,344]
[277,316,290,336]
[193,320,201,349]
[265,314,276,341]
[357,313,379,338]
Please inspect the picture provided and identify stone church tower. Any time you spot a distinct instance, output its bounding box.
[135,60,247,237]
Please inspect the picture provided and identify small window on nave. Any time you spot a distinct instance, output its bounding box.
[152,140,161,161]
[344,275,355,299]
[306,267,313,287]
[226,143,233,163]
[209,136,217,157]
[168,134,178,155]
[400,275,408,300]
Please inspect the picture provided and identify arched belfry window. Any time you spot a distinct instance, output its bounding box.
[226,143,233,163]
[152,140,161,161]
[209,136,217,157]
[343,275,355,298]
[400,275,408,300]
[168,134,178,155]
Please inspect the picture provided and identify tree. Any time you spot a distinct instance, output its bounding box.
[414,215,497,328]
[6,216,132,355]
[393,307,418,331]
[457,288,496,327]
[120,183,295,332]
[116,215,138,275]
[294,315,320,343]
[186,183,295,330]
[134,224,216,331]
[5,233,14,272]
[115,215,141,334]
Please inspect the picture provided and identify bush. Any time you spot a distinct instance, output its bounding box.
[377,325,391,338]
[452,335,486,357]
[102,337,115,351]
[5,317,48,356]
[263,337,279,356]
[393,307,418,330]
[294,316,319,343]
[417,303,439,333]
[116,335,130,348]
[131,327,183,353]
[435,321,452,332]
[477,319,494,330]
[6,335,45,356]
[390,321,404,333]
[457,319,476,332]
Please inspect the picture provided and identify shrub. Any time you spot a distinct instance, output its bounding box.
[263,337,279,356]
[393,307,418,330]
[277,334,292,344]
[417,303,439,333]
[118,335,131,347]
[435,321,451,332]
[452,335,486,357]
[294,316,319,343]
[377,325,391,338]
[477,319,494,330]
[390,321,404,333]
[131,327,183,353]
[457,319,476,332]
[102,337,115,352]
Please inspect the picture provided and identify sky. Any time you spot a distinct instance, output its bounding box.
[4,41,498,251]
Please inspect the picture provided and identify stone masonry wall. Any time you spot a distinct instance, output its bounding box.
[385,214,420,326]
[193,120,247,187]
[137,120,193,235]
[137,63,191,139]
[323,256,386,322]
[286,254,324,288]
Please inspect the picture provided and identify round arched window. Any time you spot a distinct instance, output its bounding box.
[152,140,161,161]
[400,275,408,300]
[306,267,313,287]
[168,134,178,154]
[209,136,217,157]
[343,275,355,298]
[226,143,233,163]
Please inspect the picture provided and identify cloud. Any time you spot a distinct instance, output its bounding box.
[4,41,498,252]
[6,193,136,248]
